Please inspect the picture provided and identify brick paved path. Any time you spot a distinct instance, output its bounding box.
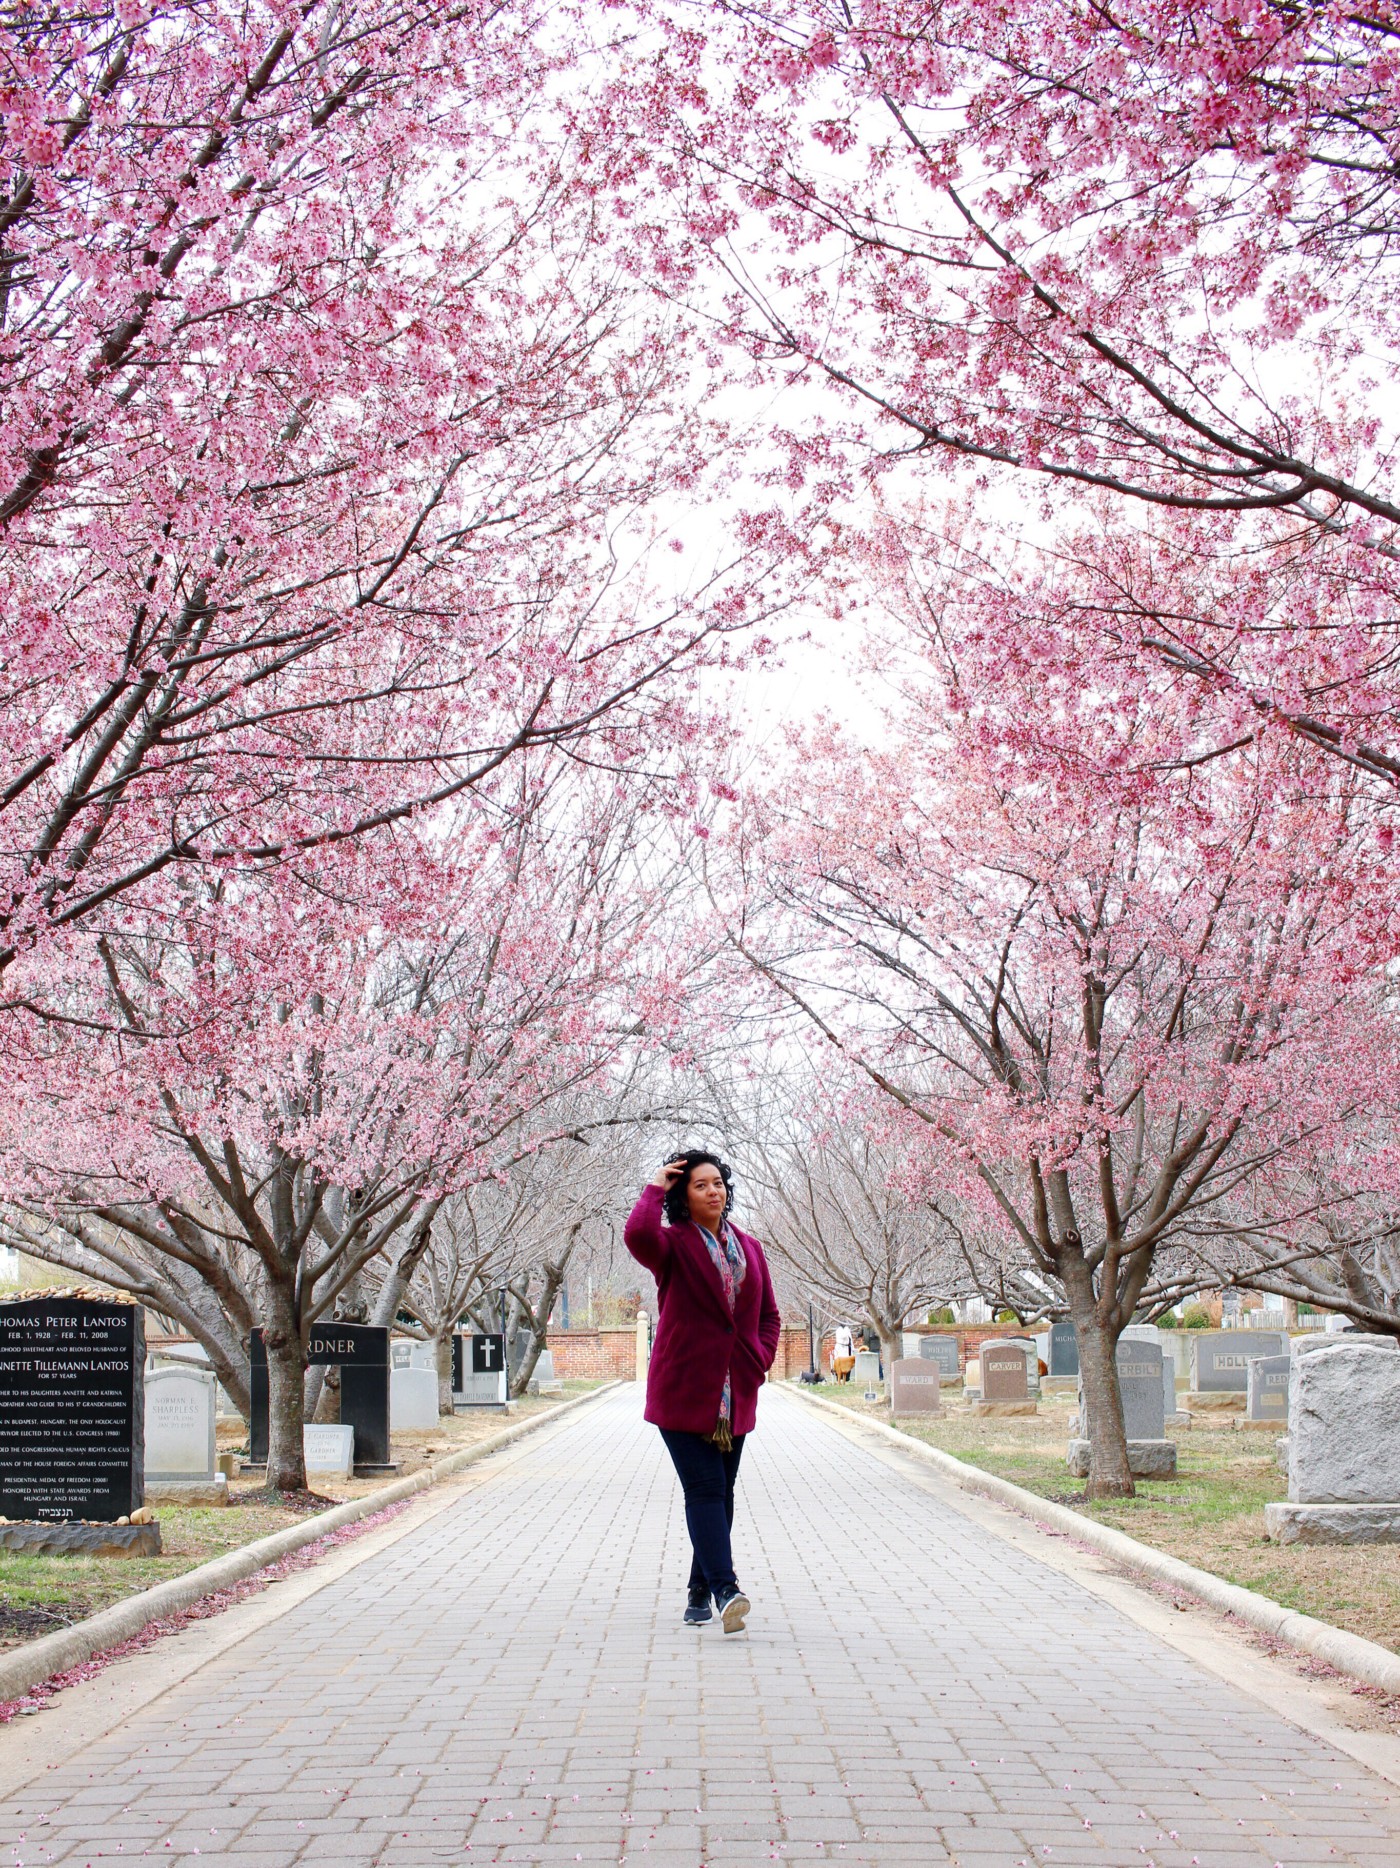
[4,1385,1399,1867]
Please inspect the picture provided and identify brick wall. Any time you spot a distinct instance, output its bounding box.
[547,1328,638,1381]
[548,1322,811,1382]
[769,1325,813,1381]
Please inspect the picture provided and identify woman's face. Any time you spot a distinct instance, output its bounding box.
[686,1163,728,1230]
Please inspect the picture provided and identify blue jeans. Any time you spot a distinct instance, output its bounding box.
[658,1428,746,1595]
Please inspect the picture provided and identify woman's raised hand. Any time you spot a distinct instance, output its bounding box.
[649,1158,687,1191]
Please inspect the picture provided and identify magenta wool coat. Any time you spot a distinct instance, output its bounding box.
[624,1183,783,1437]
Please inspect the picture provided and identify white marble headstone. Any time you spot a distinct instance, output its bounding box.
[144,1366,217,1481]
[303,1424,354,1476]
[390,1367,439,1429]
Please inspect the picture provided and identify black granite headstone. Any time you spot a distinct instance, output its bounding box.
[1048,1321,1080,1377]
[471,1333,506,1376]
[249,1323,390,1468]
[918,1334,962,1377]
[0,1298,144,1521]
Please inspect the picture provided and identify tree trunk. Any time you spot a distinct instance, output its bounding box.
[309,1364,338,1423]
[370,1207,439,1330]
[508,1260,569,1398]
[262,1277,308,1492]
[434,1327,455,1417]
[1075,1316,1134,1499]
[877,1329,899,1393]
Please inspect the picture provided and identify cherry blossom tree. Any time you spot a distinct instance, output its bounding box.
[0,770,675,1489]
[712,553,1396,1496]
[710,1068,964,1374]
[1,0,795,993]
[601,0,1400,785]
[1180,1122,1400,1338]
[740,1085,964,1381]
[369,1078,683,1408]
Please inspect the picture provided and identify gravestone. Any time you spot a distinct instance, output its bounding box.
[1266,1342,1400,1543]
[1162,1357,1179,1424]
[528,1349,562,1395]
[889,1358,942,1415]
[1116,1340,1167,1441]
[144,1365,220,1503]
[1292,1332,1396,1360]
[0,1296,144,1522]
[391,1339,413,1370]
[918,1335,962,1380]
[852,1349,882,1391]
[145,1366,215,1478]
[1161,1331,1192,1384]
[1066,1439,1177,1479]
[303,1424,354,1477]
[251,1322,390,1470]
[456,1332,508,1406]
[456,1370,506,1405]
[390,1367,439,1429]
[1191,1330,1285,1393]
[981,1342,1030,1402]
[1068,1339,1175,1477]
[1121,1324,1163,1349]
[1047,1322,1079,1377]
[982,1336,1036,1376]
[1247,1354,1290,1423]
[473,1332,506,1377]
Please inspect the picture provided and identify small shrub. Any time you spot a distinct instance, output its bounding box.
[1181,1304,1212,1329]
[927,1307,956,1326]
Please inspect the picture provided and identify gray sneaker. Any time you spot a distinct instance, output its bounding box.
[684,1586,712,1625]
[714,1586,750,1634]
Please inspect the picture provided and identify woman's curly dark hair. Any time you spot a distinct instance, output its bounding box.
[663,1150,736,1227]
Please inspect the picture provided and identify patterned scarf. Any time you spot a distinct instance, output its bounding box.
[698,1220,746,1450]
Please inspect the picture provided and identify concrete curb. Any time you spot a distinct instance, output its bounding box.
[0,1381,619,1706]
[792,1383,1400,1698]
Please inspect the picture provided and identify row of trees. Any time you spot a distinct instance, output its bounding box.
[5,1,1400,1504]
[601,0,1400,1497]
[696,544,1400,1496]
[0,763,704,1485]
[0,1,741,1490]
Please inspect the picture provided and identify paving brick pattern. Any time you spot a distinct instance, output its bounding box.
[3,1385,1398,1866]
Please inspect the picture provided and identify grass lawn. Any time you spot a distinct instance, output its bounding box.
[807,1381,1400,1655]
[0,1380,603,1655]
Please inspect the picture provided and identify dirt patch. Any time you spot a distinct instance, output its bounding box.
[0,1602,92,1642]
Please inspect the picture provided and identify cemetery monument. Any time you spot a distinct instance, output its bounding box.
[971,1340,1037,1417]
[144,1364,226,1505]
[1188,1330,1285,1411]
[0,1293,160,1554]
[1266,1340,1400,1544]
[918,1334,962,1382]
[1068,1339,1176,1478]
[889,1358,942,1416]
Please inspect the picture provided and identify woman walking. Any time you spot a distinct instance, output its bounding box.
[625,1151,782,1633]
